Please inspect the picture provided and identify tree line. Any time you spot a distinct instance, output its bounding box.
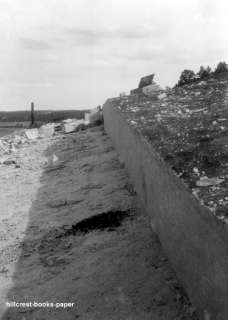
[176,61,228,87]
[0,110,88,122]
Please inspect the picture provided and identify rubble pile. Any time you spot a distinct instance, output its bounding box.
[0,107,104,167]
[0,124,53,167]
[109,72,228,222]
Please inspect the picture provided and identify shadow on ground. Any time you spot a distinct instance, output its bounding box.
[1,126,197,320]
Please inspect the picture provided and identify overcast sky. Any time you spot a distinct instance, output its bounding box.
[0,0,228,110]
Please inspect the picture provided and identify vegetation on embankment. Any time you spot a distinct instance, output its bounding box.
[108,67,228,222]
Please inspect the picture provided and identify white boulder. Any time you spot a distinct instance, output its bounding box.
[25,128,39,140]
[39,123,55,138]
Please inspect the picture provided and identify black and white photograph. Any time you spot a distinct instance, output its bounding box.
[0,1,227,319]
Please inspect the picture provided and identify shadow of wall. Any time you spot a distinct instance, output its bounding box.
[1,133,84,320]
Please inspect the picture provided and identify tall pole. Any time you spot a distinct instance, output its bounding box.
[31,102,35,126]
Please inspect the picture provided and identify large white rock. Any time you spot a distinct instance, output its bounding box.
[63,124,76,133]
[63,119,85,133]
[84,113,90,125]
[39,123,55,138]
[25,128,39,140]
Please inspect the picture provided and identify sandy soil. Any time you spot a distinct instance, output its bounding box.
[0,125,197,320]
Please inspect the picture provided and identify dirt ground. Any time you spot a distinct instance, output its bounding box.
[0,125,197,320]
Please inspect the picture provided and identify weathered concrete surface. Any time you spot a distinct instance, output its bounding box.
[0,125,197,319]
[103,102,228,320]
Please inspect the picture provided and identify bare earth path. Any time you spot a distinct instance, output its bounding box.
[0,125,197,320]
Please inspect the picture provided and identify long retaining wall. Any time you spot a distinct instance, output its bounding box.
[103,100,228,320]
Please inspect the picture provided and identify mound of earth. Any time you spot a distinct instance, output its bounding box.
[106,72,228,222]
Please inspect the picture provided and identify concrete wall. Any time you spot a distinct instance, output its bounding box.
[103,100,228,320]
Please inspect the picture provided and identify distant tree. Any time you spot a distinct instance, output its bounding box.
[176,69,196,86]
[206,66,212,76]
[197,65,212,79]
[214,61,228,74]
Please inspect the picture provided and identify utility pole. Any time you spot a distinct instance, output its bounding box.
[31,102,35,126]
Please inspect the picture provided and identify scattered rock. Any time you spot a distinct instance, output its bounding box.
[114,71,228,220]
[196,176,224,187]
[142,83,163,97]
[158,92,167,99]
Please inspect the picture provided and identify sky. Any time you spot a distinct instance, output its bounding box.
[0,0,228,110]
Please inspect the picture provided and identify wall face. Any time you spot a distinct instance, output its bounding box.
[103,101,228,320]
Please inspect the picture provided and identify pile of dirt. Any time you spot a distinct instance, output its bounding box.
[107,72,228,222]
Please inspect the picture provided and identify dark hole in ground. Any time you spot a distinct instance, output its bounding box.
[38,210,133,259]
[62,210,132,236]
